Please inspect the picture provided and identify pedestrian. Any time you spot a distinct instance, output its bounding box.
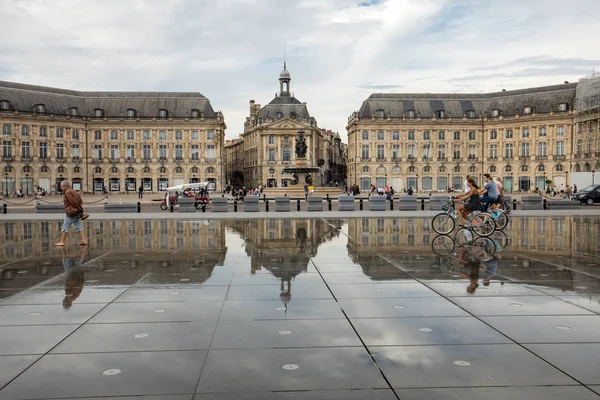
[574,184,578,194]
[565,185,572,199]
[560,183,565,197]
[304,183,309,200]
[407,186,414,196]
[138,185,143,199]
[464,175,471,192]
[55,180,88,247]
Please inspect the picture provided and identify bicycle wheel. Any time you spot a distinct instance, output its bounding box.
[501,200,511,214]
[455,228,474,246]
[432,213,455,235]
[431,235,455,256]
[490,230,509,251]
[492,210,509,230]
[470,213,496,237]
[470,237,496,261]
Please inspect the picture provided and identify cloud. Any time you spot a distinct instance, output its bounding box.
[0,0,598,141]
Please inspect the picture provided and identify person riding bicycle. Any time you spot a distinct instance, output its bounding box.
[479,173,499,214]
[453,178,480,226]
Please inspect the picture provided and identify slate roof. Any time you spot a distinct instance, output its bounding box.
[358,83,577,118]
[0,81,217,118]
[257,95,311,122]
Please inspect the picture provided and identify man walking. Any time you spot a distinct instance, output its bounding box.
[138,185,143,199]
[55,180,88,247]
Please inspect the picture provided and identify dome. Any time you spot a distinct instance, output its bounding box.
[279,68,291,80]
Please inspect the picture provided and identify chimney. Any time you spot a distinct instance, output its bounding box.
[249,100,255,116]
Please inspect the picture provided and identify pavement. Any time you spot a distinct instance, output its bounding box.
[0,216,599,399]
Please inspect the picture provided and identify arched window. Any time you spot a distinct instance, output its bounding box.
[439,166,446,173]
[158,109,168,119]
[504,165,512,172]
[375,109,385,119]
[67,107,78,116]
[93,167,103,174]
[110,167,119,174]
[174,166,183,174]
[376,167,386,174]
[491,109,501,117]
[454,166,461,173]
[268,168,275,175]
[22,166,33,173]
[489,166,496,172]
[406,110,416,119]
[158,166,167,174]
[74,167,82,173]
[34,104,45,113]
[0,100,10,110]
[574,164,581,172]
[3,166,14,173]
[469,166,476,173]
[127,109,137,118]
[584,163,591,172]
[94,108,104,118]
[556,165,564,172]
[206,167,216,174]
[423,166,431,173]
[362,166,369,173]
[537,165,545,172]
[392,166,401,174]
[466,110,476,119]
[190,166,199,174]
[436,110,445,119]
[57,166,66,173]
[523,106,533,115]
[40,166,50,173]
[126,167,135,174]
[143,167,151,174]
[408,166,415,173]
[520,165,528,172]
[190,109,200,118]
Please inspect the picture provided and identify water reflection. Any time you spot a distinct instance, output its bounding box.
[61,246,87,309]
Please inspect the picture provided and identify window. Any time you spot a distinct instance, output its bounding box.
[127,109,136,118]
[175,131,182,141]
[521,142,529,157]
[377,131,384,140]
[375,109,384,118]
[207,144,215,160]
[538,165,545,172]
[72,129,79,140]
[39,127,47,138]
[174,166,183,174]
[538,142,546,156]
[505,143,513,158]
[491,109,500,117]
[523,106,533,114]
[283,137,289,144]
[436,110,445,118]
[2,141,12,158]
[377,145,384,160]
[556,164,563,172]
[453,131,460,140]
[174,144,182,159]
[126,145,134,159]
[423,144,430,159]
[143,166,151,173]
[158,109,168,119]
[505,129,513,139]
[207,130,215,141]
[408,166,415,173]
[2,124,10,136]
[408,131,415,140]
[143,145,151,159]
[556,126,565,136]
[282,145,290,161]
[22,125,30,136]
[0,100,9,110]
[34,104,45,113]
[407,144,415,157]
[206,167,215,174]
[468,131,476,140]
[268,135,274,144]
[191,145,199,160]
[466,110,476,119]
[159,131,166,140]
[522,128,529,138]
[39,142,47,159]
[95,109,104,118]
[362,131,368,140]
[423,166,431,173]
[159,144,167,159]
[468,145,476,159]
[268,168,275,175]
[72,144,80,158]
[520,165,528,172]
[141,131,149,141]
[505,165,512,172]
[110,145,120,160]
[489,144,497,158]
[437,144,445,159]
[439,166,446,173]
[490,130,497,140]
[392,131,399,140]
[361,145,369,160]
[110,167,119,174]
[126,167,134,174]
[67,107,78,116]
[191,109,200,118]
[558,103,568,112]
[110,130,118,140]
[469,166,476,173]
[190,166,199,174]
[419,131,428,141]
[158,166,167,174]
[539,127,547,137]
[362,166,369,173]
[93,145,103,159]
[454,166,461,173]
[489,166,496,173]
[392,144,400,159]
[191,130,198,140]
[556,141,565,156]
[56,144,64,159]
[94,130,102,140]
[438,131,445,140]
[453,145,460,160]
[56,127,64,138]
[126,130,134,140]
[406,110,415,119]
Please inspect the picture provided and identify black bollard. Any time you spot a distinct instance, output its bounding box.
[359,198,363,210]
[543,198,547,210]
[513,199,517,210]
[234,199,238,212]
[326,193,329,201]
[170,204,173,213]
[2,203,6,214]
[137,202,141,213]
[328,198,332,211]
[390,198,394,211]
[421,198,425,210]
[266,199,269,212]
[263,194,266,203]
[297,199,300,211]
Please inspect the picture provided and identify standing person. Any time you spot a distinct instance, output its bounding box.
[304,183,309,200]
[55,180,88,247]
[495,177,504,202]
[560,183,565,197]
[138,185,143,199]
[574,184,578,194]
[464,175,471,193]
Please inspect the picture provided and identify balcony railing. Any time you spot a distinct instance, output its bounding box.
[376,157,385,162]
[56,157,65,162]
[518,155,530,161]
[535,155,548,161]
[553,155,566,161]
[392,157,401,162]
[109,158,120,163]
[437,157,447,162]
[72,157,81,163]
[2,155,14,161]
[360,157,369,161]
[422,156,431,161]
[487,156,498,161]
[126,157,135,163]
[407,156,416,162]
[504,156,514,161]
[467,156,477,161]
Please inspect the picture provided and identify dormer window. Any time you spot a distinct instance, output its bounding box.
[523,106,533,115]
[491,109,500,117]
[558,103,568,112]
[127,109,137,118]
[190,109,200,118]
[94,108,104,118]
[67,107,78,116]
[0,100,9,110]
[158,109,168,119]
[406,110,415,119]
[375,109,385,119]
[466,110,476,119]
[34,104,45,113]
[436,110,445,118]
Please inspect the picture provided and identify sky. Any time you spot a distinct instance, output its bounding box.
[0,0,599,141]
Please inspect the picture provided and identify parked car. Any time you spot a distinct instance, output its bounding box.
[573,184,600,205]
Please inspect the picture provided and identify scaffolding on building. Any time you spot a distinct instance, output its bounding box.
[575,73,600,115]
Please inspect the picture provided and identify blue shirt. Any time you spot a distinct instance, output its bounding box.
[484,181,499,198]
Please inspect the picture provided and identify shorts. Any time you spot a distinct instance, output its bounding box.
[464,202,478,212]
[62,215,84,233]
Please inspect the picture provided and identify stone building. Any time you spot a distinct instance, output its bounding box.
[238,65,342,189]
[347,83,577,193]
[224,138,244,188]
[0,81,225,195]
[573,74,600,173]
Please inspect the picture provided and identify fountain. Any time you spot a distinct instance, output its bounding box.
[282,129,320,187]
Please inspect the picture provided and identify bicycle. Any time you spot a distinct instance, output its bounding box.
[497,197,511,215]
[481,200,509,230]
[455,228,496,261]
[432,199,496,237]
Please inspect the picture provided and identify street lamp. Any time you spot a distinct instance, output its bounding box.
[416,173,419,193]
[593,170,596,185]
[510,172,514,193]
[447,173,450,191]
[4,172,7,196]
[25,173,29,196]
[92,174,95,194]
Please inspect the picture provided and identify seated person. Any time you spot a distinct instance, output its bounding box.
[453,178,480,225]
[479,173,499,213]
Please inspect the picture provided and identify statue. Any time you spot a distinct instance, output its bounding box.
[305,174,313,185]
[295,130,308,158]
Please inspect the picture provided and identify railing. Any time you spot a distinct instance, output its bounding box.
[467,156,477,161]
[93,158,104,163]
[72,157,81,163]
[2,155,14,161]
[437,157,447,162]
[553,155,566,161]
[518,155,529,161]
[535,155,548,161]
[487,156,498,161]
[422,156,431,161]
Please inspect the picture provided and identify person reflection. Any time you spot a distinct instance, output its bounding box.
[61,246,87,309]
[482,256,499,287]
[452,247,484,294]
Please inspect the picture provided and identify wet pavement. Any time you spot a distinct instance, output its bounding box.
[0,217,599,399]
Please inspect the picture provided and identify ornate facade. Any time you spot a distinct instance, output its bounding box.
[0,81,226,195]
[347,83,578,192]
[573,75,600,173]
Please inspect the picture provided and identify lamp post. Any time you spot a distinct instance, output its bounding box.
[416,173,419,193]
[447,173,450,191]
[593,170,596,185]
[4,172,7,196]
[25,173,29,196]
[510,172,514,193]
[543,171,546,191]
[92,174,95,195]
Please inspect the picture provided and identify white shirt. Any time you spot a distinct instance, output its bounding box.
[464,180,471,192]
